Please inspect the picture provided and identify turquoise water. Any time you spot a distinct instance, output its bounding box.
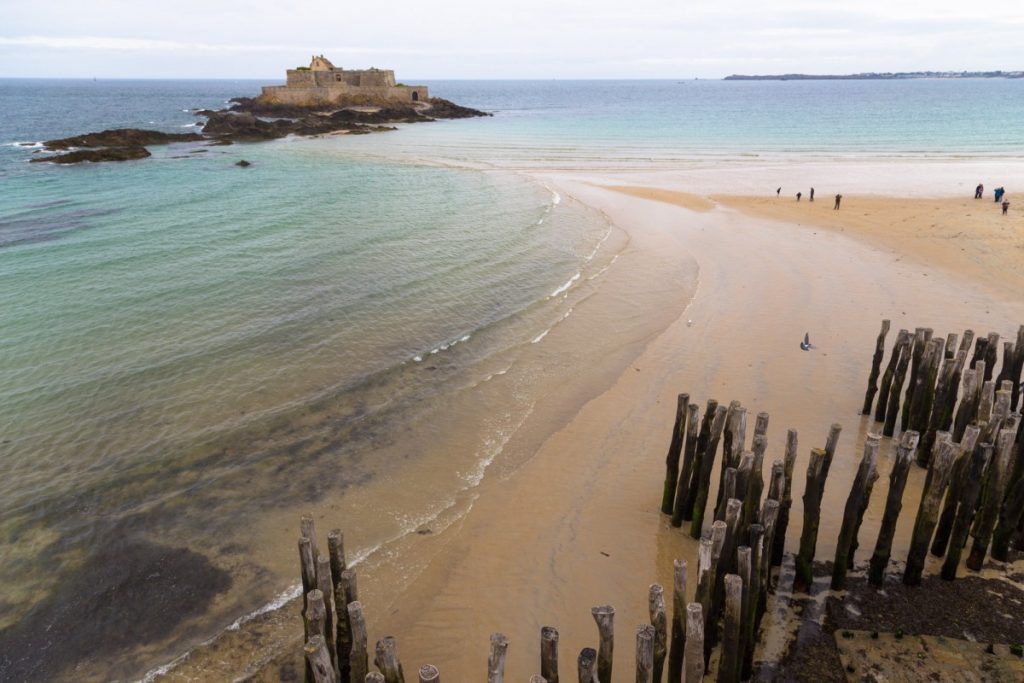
[1,77,1023,681]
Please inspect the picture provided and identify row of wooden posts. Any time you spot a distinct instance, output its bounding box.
[294,319,1024,683]
[295,514,712,683]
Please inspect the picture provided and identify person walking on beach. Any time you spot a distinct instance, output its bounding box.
[777,187,782,197]
[796,192,802,201]
[834,194,842,210]
[1004,200,1011,215]
[994,187,1005,202]
[975,183,984,199]
[810,187,815,202]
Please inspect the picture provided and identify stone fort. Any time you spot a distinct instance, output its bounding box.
[259,55,428,106]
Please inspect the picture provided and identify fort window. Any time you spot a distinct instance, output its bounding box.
[412,91,419,102]
[336,74,342,82]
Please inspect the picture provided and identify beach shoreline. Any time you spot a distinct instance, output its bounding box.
[151,170,1024,681]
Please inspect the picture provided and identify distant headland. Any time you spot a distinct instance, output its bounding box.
[31,55,489,164]
[724,70,1024,81]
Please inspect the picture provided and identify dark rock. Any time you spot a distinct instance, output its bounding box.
[41,128,203,151]
[426,97,492,118]
[236,159,251,167]
[31,146,152,164]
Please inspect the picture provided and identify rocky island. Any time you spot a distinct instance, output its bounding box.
[33,55,489,164]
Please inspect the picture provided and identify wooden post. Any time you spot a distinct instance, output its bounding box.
[945,332,959,359]
[591,606,614,683]
[794,448,828,592]
[821,424,842,493]
[884,335,914,437]
[636,624,656,683]
[983,332,1000,382]
[932,426,981,557]
[910,338,944,440]
[348,602,369,683]
[734,453,753,507]
[306,589,328,642]
[715,468,737,522]
[374,637,406,683]
[978,380,995,425]
[901,328,929,431]
[996,342,1015,386]
[690,405,729,538]
[992,470,1024,561]
[650,586,667,683]
[680,400,718,523]
[953,367,981,442]
[663,394,692,514]
[328,530,351,679]
[487,633,508,683]
[529,677,548,683]
[876,330,910,422]
[300,537,318,596]
[301,514,320,560]
[716,404,745,517]
[920,349,963,465]
[862,319,892,415]
[757,502,778,602]
[315,555,338,674]
[735,547,751,683]
[742,435,767,533]
[541,627,559,683]
[772,430,798,566]
[743,528,764,677]
[306,635,340,683]
[719,499,743,583]
[966,429,1016,570]
[904,437,957,585]
[673,404,703,526]
[696,522,726,666]
[868,430,919,586]
[577,647,598,683]
[367,674,385,683]
[667,559,688,683]
[682,603,704,683]
[1011,325,1024,410]
[717,575,743,683]
[832,434,880,590]
[418,665,440,683]
[941,443,993,579]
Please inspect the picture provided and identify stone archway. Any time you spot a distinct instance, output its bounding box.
[411,91,419,102]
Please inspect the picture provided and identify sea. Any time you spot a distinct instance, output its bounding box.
[1,77,1022,681]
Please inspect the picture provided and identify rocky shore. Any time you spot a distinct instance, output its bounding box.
[32,96,490,164]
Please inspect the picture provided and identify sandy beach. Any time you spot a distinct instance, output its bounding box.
[157,174,1024,682]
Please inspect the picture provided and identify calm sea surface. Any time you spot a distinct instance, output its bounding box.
[1,78,1022,681]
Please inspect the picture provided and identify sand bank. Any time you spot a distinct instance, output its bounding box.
[157,179,1024,682]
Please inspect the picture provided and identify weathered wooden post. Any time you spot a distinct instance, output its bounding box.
[374,636,406,683]
[992,471,1024,561]
[1011,325,1024,409]
[718,401,742,513]
[953,367,981,441]
[680,400,718,523]
[875,330,910,422]
[832,434,880,589]
[313,556,339,674]
[667,559,688,683]
[884,337,914,437]
[417,665,440,683]
[663,394,692,514]
[683,603,705,683]
[306,589,328,643]
[328,530,351,678]
[300,537,318,597]
[636,624,656,683]
[983,332,1000,382]
[367,674,385,683]
[978,380,995,424]
[742,532,763,677]
[698,522,727,666]
[717,575,743,683]
[742,435,767,534]
[348,602,369,683]
[529,677,548,683]
[735,547,752,682]
[690,405,729,538]
[932,426,981,557]
[734,453,753,508]
[945,332,959,359]
[673,403,703,526]
[306,635,340,683]
[941,443,993,579]
[910,338,944,440]
[904,437,957,585]
[591,606,614,683]
[301,514,320,557]
[901,328,930,430]
[772,430,799,566]
[868,430,919,586]
[920,349,962,465]
[541,627,559,683]
[821,424,842,492]
[715,467,738,522]
[794,448,828,592]
[487,633,508,683]
[966,429,1016,570]
[862,320,892,415]
[650,586,667,683]
[757,503,778,605]
[577,648,597,683]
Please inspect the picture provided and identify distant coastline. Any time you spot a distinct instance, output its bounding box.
[724,70,1024,81]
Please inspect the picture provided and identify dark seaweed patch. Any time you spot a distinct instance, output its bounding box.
[0,207,118,248]
[0,538,230,682]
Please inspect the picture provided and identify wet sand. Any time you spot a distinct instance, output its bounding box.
[158,180,1024,681]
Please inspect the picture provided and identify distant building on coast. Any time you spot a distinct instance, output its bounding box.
[259,55,429,106]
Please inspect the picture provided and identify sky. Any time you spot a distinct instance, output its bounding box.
[1,0,1022,79]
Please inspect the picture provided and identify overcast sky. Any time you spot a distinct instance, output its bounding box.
[1,0,1022,79]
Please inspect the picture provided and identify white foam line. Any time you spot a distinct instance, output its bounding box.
[531,329,550,344]
[549,272,580,298]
